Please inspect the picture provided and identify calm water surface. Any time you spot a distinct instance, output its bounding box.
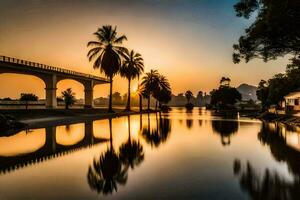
[0,108,300,199]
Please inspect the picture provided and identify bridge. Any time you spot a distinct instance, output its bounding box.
[0,55,110,108]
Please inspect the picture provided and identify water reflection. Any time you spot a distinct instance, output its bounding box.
[233,122,300,199]
[211,119,239,146]
[258,122,300,178]
[140,113,171,148]
[0,121,107,174]
[234,160,300,200]
[87,118,129,195]
[119,116,144,169]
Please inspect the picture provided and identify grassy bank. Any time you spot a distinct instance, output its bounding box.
[258,112,300,127]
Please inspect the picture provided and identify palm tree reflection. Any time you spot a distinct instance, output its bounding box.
[87,118,128,195]
[141,113,171,148]
[211,119,239,146]
[119,116,145,169]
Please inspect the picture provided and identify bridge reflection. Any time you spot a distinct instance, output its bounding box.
[0,121,108,174]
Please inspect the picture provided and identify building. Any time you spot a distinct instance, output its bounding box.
[284,91,300,112]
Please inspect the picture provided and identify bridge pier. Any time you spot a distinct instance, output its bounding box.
[84,80,94,109]
[45,75,57,109]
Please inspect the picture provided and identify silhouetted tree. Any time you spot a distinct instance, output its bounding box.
[185,90,193,104]
[120,49,144,111]
[141,69,159,110]
[233,0,300,63]
[153,75,172,110]
[256,80,269,111]
[87,25,127,112]
[19,93,38,109]
[61,88,76,109]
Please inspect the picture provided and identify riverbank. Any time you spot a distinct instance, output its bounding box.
[0,108,158,128]
[258,112,300,127]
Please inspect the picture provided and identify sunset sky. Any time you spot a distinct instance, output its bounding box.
[0,0,289,99]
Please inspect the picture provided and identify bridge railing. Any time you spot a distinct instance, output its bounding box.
[0,55,109,82]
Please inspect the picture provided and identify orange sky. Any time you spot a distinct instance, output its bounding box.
[0,0,288,99]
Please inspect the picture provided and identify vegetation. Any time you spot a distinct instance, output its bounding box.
[87,25,127,112]
[185,90,194,110]
[120,49,144,111]
[256,57,300,111]
[19,93,38,109]
[233,0,300,63]
[210,78,242,110]
[141,70,172,111]
[61,88,76,109]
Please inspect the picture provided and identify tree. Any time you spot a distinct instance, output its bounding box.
[220,77,231,87]
[19,93,38,109]
[210,79,242,110]
[185,90,193,104]
[87,25,127,112]
[141,69,159,110]
[197,91,203,106]
[256,80,269,111]
[233,0,300,63]
[61,88,76,109]
[112,92,122,104]
[153,75,172,109]
[120,49,144,111]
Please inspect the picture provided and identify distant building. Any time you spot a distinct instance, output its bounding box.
[284,91,300,111]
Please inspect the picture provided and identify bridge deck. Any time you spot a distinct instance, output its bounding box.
[0,55,109,83]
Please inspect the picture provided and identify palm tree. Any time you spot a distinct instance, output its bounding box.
[61,88,76,109]
[119,116,144,169]
[153,75,172,109]
[87,25,127,112]
[185,90,193,104]
[120,49,144,111]
[141,69,159,111]
[87,118,128,195]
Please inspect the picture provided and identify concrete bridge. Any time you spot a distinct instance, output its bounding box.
[0,55,110,108]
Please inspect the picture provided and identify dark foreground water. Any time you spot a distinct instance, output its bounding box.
[0,108,300,200]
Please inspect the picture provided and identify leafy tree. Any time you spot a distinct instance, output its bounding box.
[256,80,269,110]
[185,90,193,104]
[112,92,122,104]
[87,25,127,112]
[233,0,300,63]
[210,79,242,109]
[220,77,231,86]
[120,49,144,111]
[20,93,38,109]
[61,88,76,109]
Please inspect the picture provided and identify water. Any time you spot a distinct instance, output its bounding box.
[0,108,299,199]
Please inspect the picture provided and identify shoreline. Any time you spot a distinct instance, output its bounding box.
[0,108,158,129]
[257,112,300,127]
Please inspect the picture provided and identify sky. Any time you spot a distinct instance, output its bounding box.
[0,0,289,99]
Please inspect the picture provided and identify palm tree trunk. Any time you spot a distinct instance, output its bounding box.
[147,97,150,111]
[108,76,113,112]
[126,79,131,111]
[155,101,158,111]
[139,94,142,112]
[109,118,113,150]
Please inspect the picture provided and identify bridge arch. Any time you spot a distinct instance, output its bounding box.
[0,73,46,101]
